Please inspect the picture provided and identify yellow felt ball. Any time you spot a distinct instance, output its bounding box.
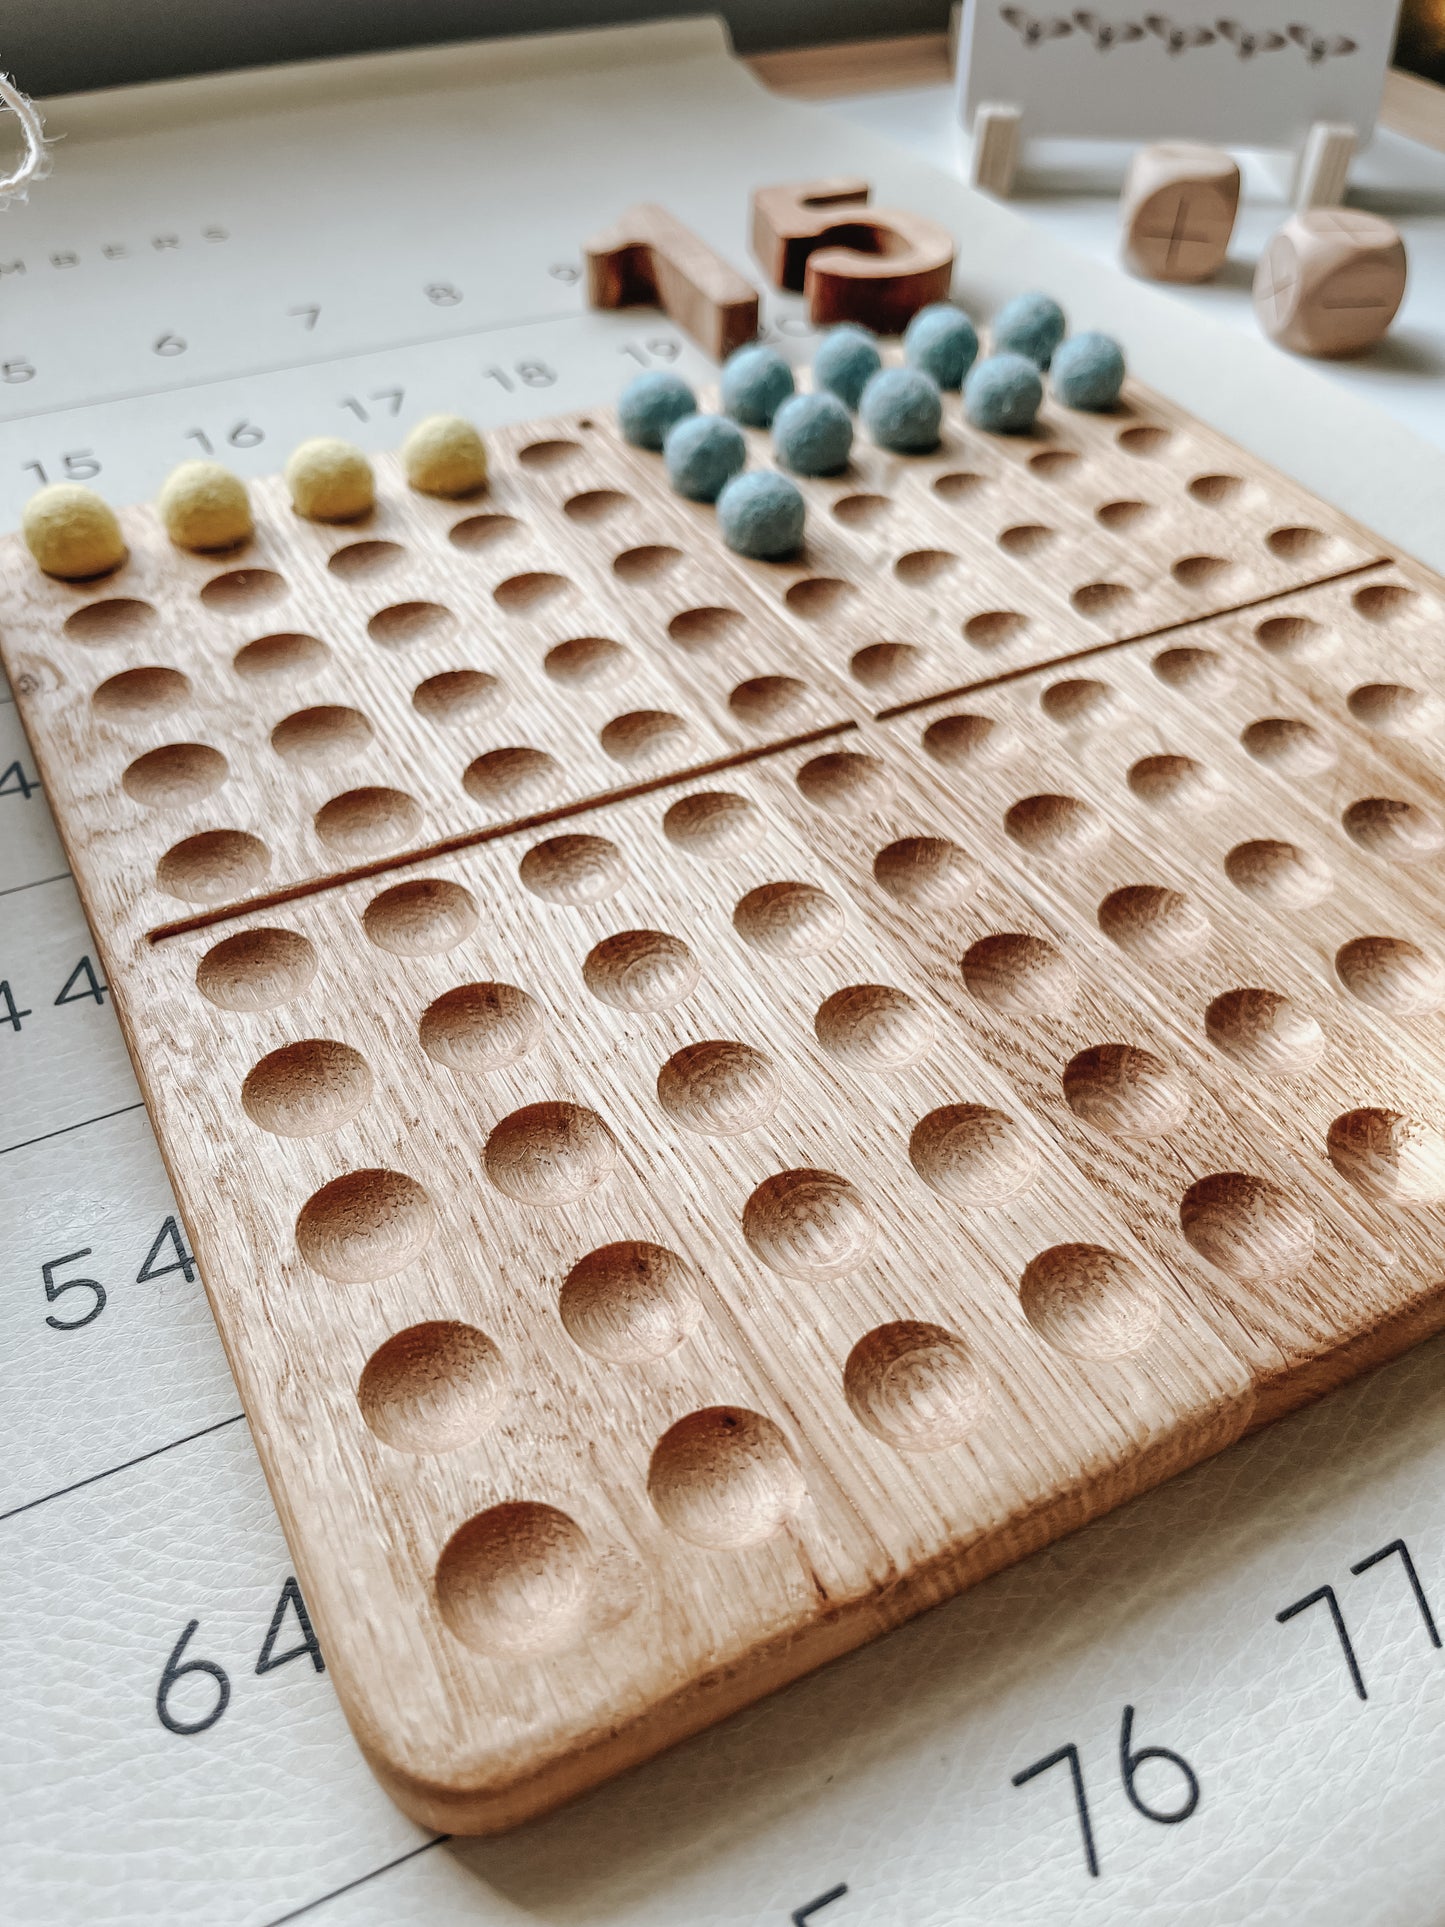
[158,460,253,551]
[284,438,375,521]
[22,484,127,580]
[402,414,488,497]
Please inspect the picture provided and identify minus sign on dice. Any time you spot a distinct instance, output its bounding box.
[1253,208,1408,359]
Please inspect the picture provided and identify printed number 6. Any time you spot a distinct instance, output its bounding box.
[156,1621,231,1735]
[42,1248,106,1330]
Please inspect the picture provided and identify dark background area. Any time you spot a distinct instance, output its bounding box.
[2,0,1437,100]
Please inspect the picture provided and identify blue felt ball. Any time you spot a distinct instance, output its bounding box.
[903,304,979,390]
[619,370,697,450]
[964,352,1044,433]
[772,391,854,476]
[716,469,806,559]
[992,291,1067,369]
[859,366,943,453]
[721,344,795,427]
[1051,331,1126,411]
[812,325,882,410]
[663,412,747,501]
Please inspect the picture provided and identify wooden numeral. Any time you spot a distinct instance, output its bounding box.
[750,177,954,333]
[584,202,760,359]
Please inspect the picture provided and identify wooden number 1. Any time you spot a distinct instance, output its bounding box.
[751,177,955,333]
[584,203,761,359]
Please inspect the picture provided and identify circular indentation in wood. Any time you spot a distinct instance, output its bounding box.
[600,708,689,766]
[894,548,957,586]
[315,786,422,857]
[662,789,762,857]
[873,836,978,909]
[742,1168,875,1280]
[1240,716,1335,775]
[910,1104,1037,1206]
[1005,792,1106,856]
[519,834,627,905]
[998,523,1055,558]
[92,665,191,719]
[560,1242,701,1363]
[1266,525,1326,560]
[463,746,561,808]
[963,610,1027,650]
[271,705,373,767]
[1118,424,1170,456]
[814,984,933,1071]
[850,642,922,689]
[1173,553,1233,590]
[233,632,331,682]
[562,489,631,524]
[584,929,699,1012]
[963,932,1077,1015]
[518,438,582,467]
[844,1321,981,1451]
[1070,581,1132,620]
[435,1501,592,1656]
[1353,583,1414,623]
[1206,988,1325,1075]
[923,710,1019,767]
[156,829,270,904]
[448,512,523,550]
[358,1321,505,1453]
[1040,677,1120,727]
[613,544,682,582]
[1179,1172,1315,1281]
[1095,498,1153,531]
[1098,884,1210,961]
[545,636,633,687]
[1063,1044,1188,1137]
[242,1038,372,1137]
[195,927,316,1011]
[796,751,894,815]
[657,1040,780,1137]
[733,881,844,956]
[832,492,890,527]
[367,600,453,647]
[1254,613,1326,659]
[296,1167,434,1281]
[1151,645,1235,695]
[1188,472,1242,504]
[1224,840,1332,910]
[1347,683,1442,737]
[122,741,228,808]
[934,469,988,499]
[1342,797,1445,864]
[484,1101,617,1206]
[420,982,543,1074]
[412,669,505,724]
[1022,448,1075,481]
[363,878,477,956]
[200,568,286,613]
[64,597,156,644]
[327,539,403,580]
[493,571,572,613]
[1019,1245,1159,1360]
[667,605,741,650]
[729,675,810,727]
[1327,1109,1445,1204]
[1128,754,1222,809]
[786,578,853,619]
[1336,935,1445,1016]
[648,1407,805,1549]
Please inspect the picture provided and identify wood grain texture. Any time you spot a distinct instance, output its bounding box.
[584,203,761,359]
[0,377,1433,1835]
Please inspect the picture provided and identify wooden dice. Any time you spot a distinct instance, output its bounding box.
[1253,209,1407,358]
[1121,143,1241,284]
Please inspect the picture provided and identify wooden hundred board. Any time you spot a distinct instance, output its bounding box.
[5,371,1445,1834]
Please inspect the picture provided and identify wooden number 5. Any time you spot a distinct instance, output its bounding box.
[750,177,955,333]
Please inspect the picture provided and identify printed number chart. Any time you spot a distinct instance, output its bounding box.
[5,19,1445,1926]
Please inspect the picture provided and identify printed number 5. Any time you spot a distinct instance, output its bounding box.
[42,1247,106,1330]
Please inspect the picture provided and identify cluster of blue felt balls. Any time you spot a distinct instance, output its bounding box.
[617,291,1125,561]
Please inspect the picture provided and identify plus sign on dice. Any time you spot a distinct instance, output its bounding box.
[1254,208,1407,357]
[1120,143,1241,284]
